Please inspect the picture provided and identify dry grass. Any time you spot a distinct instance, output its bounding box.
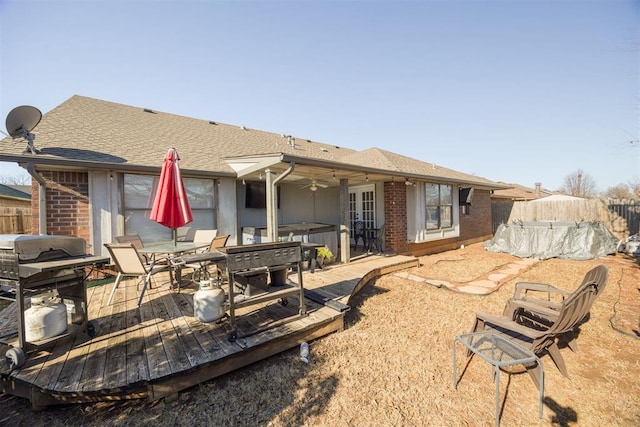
[1,243,639,426]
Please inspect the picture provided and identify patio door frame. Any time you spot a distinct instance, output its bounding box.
[349,184,376,242]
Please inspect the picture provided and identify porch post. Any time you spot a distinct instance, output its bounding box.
[339,178,350,263]
[265,169,277,242]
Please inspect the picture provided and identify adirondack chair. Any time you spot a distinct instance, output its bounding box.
[470,270,605,389]
[502,264,608,352]
[104,243,171,306]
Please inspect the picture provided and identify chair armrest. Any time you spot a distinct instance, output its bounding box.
[513,281,569,301]
[475,311,546,340]
[149,256,170,268]
[503,298,561,323]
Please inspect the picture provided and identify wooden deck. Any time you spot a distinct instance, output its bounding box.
[0,254,418,409]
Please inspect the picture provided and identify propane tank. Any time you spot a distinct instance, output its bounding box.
[194,280,225,322]
[25,293,68,342]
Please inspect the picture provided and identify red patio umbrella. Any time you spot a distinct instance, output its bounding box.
[149,148,193,244]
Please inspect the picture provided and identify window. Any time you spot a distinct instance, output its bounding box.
[245,181,280,209]
[123,174,216,242]
[425,183,452,230]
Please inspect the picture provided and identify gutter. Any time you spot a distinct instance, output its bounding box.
[26,163,47,235]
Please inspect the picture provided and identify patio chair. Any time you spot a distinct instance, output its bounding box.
[352,221,367,252]
[193,229,218,246]
[503,264,608,352]
[114,234,149,263]
[183,234,230,283]
[470,272,604,389]
[104,243,171,307]
[368,223,385,253]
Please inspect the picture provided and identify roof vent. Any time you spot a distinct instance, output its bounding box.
[143,108,156,114]
[320,148,328,152]
[241,126,247,130]
[209,121,217,125]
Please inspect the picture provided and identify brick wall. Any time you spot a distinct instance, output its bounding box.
[31,171,91,243]
[383,181,408,254]
[458,189,492,239]
[383,184,494,256]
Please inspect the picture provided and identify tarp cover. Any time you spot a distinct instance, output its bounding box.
[484,221,619,260]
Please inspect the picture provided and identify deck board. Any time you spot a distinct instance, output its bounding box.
[0,254,417,407]
[125,279,150,387]
[56,285,102,392]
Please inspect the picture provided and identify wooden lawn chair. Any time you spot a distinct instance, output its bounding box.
[502,264,608,352]
[470,271,605,389]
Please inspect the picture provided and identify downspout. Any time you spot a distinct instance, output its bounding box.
[266,161,295,242]
[26,163,47,235]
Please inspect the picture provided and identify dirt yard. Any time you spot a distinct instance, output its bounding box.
[1,243,639,426]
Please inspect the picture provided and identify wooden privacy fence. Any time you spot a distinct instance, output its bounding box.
[0,207,32,234]
[492,198,640,241]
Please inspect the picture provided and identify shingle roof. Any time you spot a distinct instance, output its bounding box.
[492,182,553,200]
[0,95,506,188]
[338,148,502,187]
[0,95,356,175]
[0,183,30,200]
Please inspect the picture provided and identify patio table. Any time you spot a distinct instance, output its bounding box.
[139,241,210,287]
[453,331,544,427]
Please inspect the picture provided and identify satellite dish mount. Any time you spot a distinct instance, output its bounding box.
[5,105,42,155]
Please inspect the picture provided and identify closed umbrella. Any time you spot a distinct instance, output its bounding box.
[150,148,193,244]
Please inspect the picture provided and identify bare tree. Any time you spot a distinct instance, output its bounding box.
[629,176,640,199]
[603,184,634,199]
[560,169,597,197]
[0,171,32,185]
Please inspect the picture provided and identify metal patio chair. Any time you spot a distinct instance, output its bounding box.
[104,243,171,307]
[352,221,367,252]
[183,234,230,283]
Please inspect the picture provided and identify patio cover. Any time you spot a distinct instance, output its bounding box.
[484,221,619,260]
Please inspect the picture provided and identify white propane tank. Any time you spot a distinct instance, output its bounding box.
[25,294,68,342]
[194,280,225,322]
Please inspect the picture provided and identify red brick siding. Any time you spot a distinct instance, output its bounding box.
[384,187,494,257]
[31,171,90,243]
[383,181,408,254]
[458,189,492,240]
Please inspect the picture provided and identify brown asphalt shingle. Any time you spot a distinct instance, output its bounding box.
[0,95,506,188]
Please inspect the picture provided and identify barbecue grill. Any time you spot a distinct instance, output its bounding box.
[0,234,109,369]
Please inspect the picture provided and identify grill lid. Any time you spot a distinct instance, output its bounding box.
[0,234,87,264]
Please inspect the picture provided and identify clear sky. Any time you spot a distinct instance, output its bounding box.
[1,0,638,192]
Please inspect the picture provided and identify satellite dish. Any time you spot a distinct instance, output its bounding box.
[5,105,42,154]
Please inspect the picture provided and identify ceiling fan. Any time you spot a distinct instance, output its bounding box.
[301,179,329,192]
